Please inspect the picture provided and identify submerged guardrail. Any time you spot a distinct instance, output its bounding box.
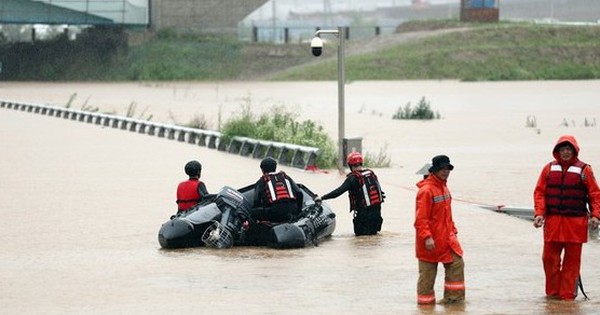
[0,99,319,169]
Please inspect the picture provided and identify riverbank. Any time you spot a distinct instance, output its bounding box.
[2,22,600,81]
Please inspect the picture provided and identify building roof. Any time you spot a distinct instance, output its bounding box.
[0,0,113,25]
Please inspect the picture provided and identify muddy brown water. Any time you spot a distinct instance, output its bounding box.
[1,81,599,314]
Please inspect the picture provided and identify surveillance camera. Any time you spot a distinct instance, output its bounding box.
[310,37,323,57]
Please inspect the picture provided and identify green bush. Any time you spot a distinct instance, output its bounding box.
[221,101,337,168]
[363,144,392,168]
[393,97,440,120]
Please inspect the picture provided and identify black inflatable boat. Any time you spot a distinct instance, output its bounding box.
[158,183,336,249]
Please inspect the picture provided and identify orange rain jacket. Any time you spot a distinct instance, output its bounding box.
[534,135,600,243]
[414,174,463,263]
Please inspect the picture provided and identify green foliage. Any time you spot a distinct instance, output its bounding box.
[123,102,153,120]
[0,26,127,80]
[0,27,244,81]
[186,114,211,130]
[3,22,600,81]
[276,23,600,81]
[221,100,337,168]
[393,97,440,120]
[363,144,392,168]
[125,32,242,80]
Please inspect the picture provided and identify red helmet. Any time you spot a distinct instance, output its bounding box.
[346,151,363,166]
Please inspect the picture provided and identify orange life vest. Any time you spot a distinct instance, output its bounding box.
[176,179,202,211]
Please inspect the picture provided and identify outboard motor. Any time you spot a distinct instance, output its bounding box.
[158,202,221,249]
[201,186,251,248]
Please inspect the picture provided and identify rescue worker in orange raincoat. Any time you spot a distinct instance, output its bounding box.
[533,135,600,301]
[176,160,210,213]
[414,155,465,305]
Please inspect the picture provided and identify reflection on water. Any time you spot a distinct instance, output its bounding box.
[159,245,307,260]
[416,302,466,315]
[542,298,586,315]
[349,233,386,247]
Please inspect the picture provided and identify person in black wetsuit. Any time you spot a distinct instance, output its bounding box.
[252,157,304,223]
[315,151,384,236]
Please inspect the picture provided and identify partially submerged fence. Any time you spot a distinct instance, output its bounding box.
[0,99,319,169]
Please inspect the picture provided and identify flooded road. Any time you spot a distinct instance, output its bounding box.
[1,81,600,314]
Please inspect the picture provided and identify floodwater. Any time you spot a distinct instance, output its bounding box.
[1,81,600,314]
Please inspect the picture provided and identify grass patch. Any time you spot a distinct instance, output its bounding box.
[221,98,337,168]
[2,21,600,82]
[123,31,243,81]
[364,144,392,168]
[275,23,600,81]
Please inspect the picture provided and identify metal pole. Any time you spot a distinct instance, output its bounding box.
[313,28,346,173]
[272,0,277,42]
[337,26,345,173]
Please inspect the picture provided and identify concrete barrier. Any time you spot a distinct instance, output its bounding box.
[0,99,320,169]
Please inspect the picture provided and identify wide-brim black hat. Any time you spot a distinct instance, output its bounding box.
[428,155,454,173]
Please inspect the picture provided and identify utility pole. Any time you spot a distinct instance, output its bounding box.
[311,27,346,173]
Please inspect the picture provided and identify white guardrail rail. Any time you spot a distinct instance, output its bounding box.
[0,99,320,169]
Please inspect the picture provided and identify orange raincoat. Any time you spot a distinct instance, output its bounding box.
[533,135,600,300]
[534,135,600,243]
[414,174,463,263]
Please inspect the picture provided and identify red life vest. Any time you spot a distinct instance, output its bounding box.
[348,169,383,210]
[176,179,202,211]
[545,160,588,216]
[263,172,296,205]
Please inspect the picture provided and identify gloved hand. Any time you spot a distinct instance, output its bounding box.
[314,196,322,205]
[533,215,544,228]
[425,237,435,250]
[591,216,599,230]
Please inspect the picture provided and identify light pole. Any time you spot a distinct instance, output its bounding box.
[311,27,346,173]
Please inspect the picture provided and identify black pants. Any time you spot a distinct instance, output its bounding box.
[353,205,383,236]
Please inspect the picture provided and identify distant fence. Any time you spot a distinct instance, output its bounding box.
[244,25,398,44]
[0,99,319,169]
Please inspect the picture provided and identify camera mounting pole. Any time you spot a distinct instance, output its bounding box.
[312,27,346,173]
